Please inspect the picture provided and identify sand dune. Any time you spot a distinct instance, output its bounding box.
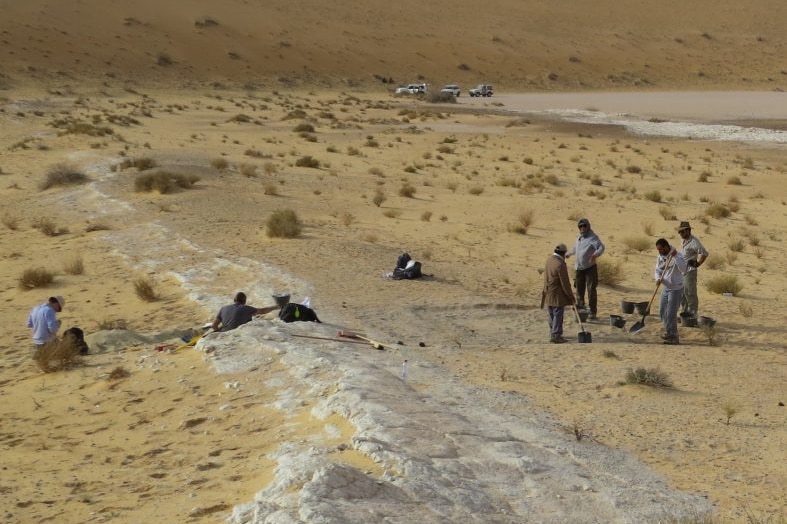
[1,0,786,89]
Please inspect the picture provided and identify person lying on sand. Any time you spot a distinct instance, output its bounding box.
[211,292,279,332]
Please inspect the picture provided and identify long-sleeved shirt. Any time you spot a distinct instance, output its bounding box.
[27,303,60,345]
[654,251,688,291]
[569,230,605,270]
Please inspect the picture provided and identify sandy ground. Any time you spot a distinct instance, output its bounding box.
[1,86,785,522]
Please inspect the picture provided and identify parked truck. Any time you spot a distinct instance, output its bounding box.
[468,84,494,97]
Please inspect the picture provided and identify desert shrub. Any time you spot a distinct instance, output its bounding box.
[658,206,676,221]
[293,122,315,133]
[508,210,535,235]
[728,238,745,252]
[726,175,742,185]
[622,236,651,252]
[725,251,738,266]
[398,183,416,198]
[211,158,229,171]
[266,209,302,238]
[133,276,159,301]
[706,275,742,295]
[642,222,654,235]
[33,337,82,373]
[372,189,386,207]
[156,52,174,66]
[49,117,113,137]
[739,302,754,318]
[697,171,711,182]
[596,258,624,286]
[116,157,157,171]
[134,171,200,193]
[425,91,457,103]
[644,190,662,203]
[40,163,89,190]
[239,164,257,177]
[32,217,66,236]
[421,211,432,222]
[295,155,320,168]
[63,257,84,275]
[19,267,55,289]
[263,182,278,196]
[705,202,731,219]
[382,209,402,218]
[85,222,111,232]
[97,318,128,330]
[625,367,673,388]
[626,165,642,174]
[704,256,725,270]
[2,213,19,230]
[262,161,278,175]
[468,185,484,195]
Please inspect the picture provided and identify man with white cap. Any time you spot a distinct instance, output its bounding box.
[541,243,575,343]
[27,296,65,352]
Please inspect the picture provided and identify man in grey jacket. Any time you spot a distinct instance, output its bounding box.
[566,218,605,320]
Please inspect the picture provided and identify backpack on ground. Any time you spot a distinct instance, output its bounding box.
[392,260,423,280]
[63,326,89,355]
[279,303,321,323]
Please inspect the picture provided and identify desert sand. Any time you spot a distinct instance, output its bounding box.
[1,1,786,523]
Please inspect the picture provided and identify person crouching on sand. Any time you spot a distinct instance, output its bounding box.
[27,296,65,354]
[211,292,279,332]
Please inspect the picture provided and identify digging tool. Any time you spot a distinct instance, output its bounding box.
[571,303,592,343]
[291,333,369,345]
[337,330,385,350]
[629,252,673,334]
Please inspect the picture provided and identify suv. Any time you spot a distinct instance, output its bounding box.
[469,84,493,97]
[440,84,461,97]
[395,83,427,95]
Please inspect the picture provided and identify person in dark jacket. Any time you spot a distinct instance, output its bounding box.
[542,243,575,343]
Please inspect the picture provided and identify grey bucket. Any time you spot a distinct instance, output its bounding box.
[634,302,650,315]
[272,293,291,307]
[621,300,635,314]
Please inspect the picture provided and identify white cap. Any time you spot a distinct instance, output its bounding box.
[54,296,66,308]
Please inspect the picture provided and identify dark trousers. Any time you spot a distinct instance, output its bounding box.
[575,265,599,314]
[547,306,565,336]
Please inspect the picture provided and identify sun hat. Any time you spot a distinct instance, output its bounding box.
[677,221,691,231]
[577,218,590,227]
[554,243,568,253]
[54,296,66,308]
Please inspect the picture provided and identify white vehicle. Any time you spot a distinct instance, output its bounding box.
[440,84,461,97]
[468,84,494,97]
[395,83,427,95]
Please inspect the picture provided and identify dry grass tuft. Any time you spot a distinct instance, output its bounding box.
[295,155,320,168]
[266,209,302,238]
[372,189,387,207]
[134,171,200,193]
[508,210,535,235]
[33,337,82,373]
[597,258,624,287]
[622,236,652,252]
[398,183,416,198]
[19,267,55,289]
[625,367,673,388]
[133,276,159,301]
[63,257,84,275]
[705,274,742,295]
[85,222,111,232]
[97,318,128,330]
[2,213,19,230]
[40,163,89,190]
[32,217,67,236]
[108,366,131,379]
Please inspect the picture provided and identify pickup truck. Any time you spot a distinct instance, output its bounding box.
[440,84,461,97]
[395,83,427,95]
[468,84,494,97]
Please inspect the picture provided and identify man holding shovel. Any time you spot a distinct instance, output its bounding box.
[541,243,575,344]
[654,239,688,345]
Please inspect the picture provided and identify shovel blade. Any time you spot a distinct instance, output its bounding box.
[629,320,645,334]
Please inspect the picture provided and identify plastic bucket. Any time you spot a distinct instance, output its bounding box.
[272,293,291,307]
[621,300,635,314]
[609,315,626,329]
[634,302,650,315]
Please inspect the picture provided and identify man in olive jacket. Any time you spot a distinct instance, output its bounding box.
[541,243,575,343]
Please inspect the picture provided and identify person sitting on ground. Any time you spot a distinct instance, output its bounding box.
[211,292,279,332]
[27,296,65,353]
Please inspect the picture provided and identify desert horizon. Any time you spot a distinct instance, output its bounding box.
[1,1,785,523]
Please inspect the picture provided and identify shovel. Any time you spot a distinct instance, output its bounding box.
[630,253,672,334]
[572,304,592,343]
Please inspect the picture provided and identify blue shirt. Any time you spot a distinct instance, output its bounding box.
[27,303,60,345]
